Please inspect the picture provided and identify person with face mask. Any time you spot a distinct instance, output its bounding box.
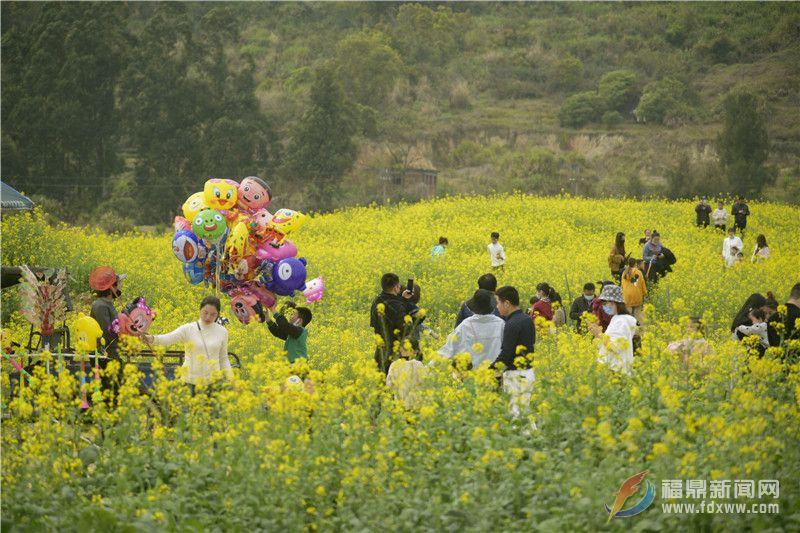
[569,283,596,332]
[89,266,126,359]
[589,284,638,375]
[266,301,313,363]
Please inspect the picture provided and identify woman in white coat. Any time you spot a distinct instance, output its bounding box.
[589,284,638,375]
[141,295,233,393]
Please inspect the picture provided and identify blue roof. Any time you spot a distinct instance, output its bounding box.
[1,181,34,211]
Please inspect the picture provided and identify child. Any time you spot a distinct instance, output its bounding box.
[735,308,769,351]
[487,232,506,270]
[725,246,743,268]
[266,302,312,363]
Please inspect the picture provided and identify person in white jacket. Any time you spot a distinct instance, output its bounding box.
[589,284,638,375]
[722,227,744,263]
[438,289,505,368]
[712,201,729,231]
[141,295,233,390]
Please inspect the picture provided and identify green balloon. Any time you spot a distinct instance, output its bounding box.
[192,209,226,240]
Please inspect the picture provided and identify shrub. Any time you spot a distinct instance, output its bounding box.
[558,91,605,128]
[598,69,639,114]
[602,111,623,128]
[634,77,691,124]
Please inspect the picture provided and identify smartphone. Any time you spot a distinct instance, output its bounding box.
[406,278,414,293]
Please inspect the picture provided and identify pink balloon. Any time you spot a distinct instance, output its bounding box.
[255,239,298,262]
[303,276,324,304]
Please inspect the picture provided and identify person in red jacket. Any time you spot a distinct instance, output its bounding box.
[529,283,555,321]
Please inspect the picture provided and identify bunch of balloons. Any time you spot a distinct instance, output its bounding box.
[172,177,324,325]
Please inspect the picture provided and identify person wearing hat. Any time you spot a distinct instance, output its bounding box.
[695,197,712,228]
[454,273,501,328]
[89,266,126,359]
[266,301,312,363]
[589,284,638,374]
[438,289,505,368]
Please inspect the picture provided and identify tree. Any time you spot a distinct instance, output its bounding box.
[119,5,276,220]
[598,70,639,115]
[717,90,771,196]
[558,92,604,128]
[2,3,128,208]
[285,65,358,211]
[634,77,692,125]
[334,30,405,109]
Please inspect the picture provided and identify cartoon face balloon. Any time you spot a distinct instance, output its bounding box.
[266,257,308,296]
[74,313,103,353]
[237,176,272,212]
[173,230,207,263]
[248,209,273,235]
[111,297,155,336]
[303,276,325,305]
[229,289,266,325]
[266,209,307,243]
[204,179,239,211]
[192,209,227,241]
[182,192,208,220]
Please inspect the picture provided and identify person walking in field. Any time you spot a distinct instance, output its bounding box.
[751,234,770,262]
[722,227,744,264]
[488,232,506,270]
[569,282,596,332]
[370,273,416,374]
[695,196,712,227]
[141,295,233,393]
[439,289,505,369]
[491,286,535,371]
[455,273,501,327]
[608,232,627,282]
[529,283,556,322]
[731,196,750,236]
[588,285,638,375]
[431,237,448,257]
[712,201,729,232]
[621,257,647,322]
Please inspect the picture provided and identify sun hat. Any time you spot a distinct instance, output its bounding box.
[89,266,126,291]
[469,289,495,315]
[598,284,624,304]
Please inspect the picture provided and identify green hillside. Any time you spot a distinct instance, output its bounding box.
[2,2,799,228]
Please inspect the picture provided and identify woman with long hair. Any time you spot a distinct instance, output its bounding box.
[752,234,770,262]
[589,284,638,374]
[608,232,627,282]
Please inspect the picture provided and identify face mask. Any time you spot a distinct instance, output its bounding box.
[602,303,616,316]
[584,295,594,302]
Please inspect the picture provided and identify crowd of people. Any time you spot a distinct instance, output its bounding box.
[84,195,794,411]
[696,196,770,267]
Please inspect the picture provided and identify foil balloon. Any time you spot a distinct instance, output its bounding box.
[237,176,272,212]
[192,209,227,241]
[111,297,155,336]
[182,192,208,220]
[266,257,307,297]
[229,288,266,325]
[173,230,207,263]
[263,208,307,246]
[255,239,298,262]
[74,313,103,354]
[303,277,325,305]
[204,179,239,211]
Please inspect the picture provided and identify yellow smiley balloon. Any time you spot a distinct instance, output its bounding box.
[182,192,208,221]
[74,313,103,354]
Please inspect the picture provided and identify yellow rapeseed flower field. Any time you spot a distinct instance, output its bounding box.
[1,195,798,530]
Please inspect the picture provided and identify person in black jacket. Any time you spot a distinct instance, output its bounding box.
[491,286,535,371]
[695,197,712,227]
[370,273,416,373]
[785,283,800,341]
[731,197,750,236]
[455,273,501,327]
[569,283,596,332]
